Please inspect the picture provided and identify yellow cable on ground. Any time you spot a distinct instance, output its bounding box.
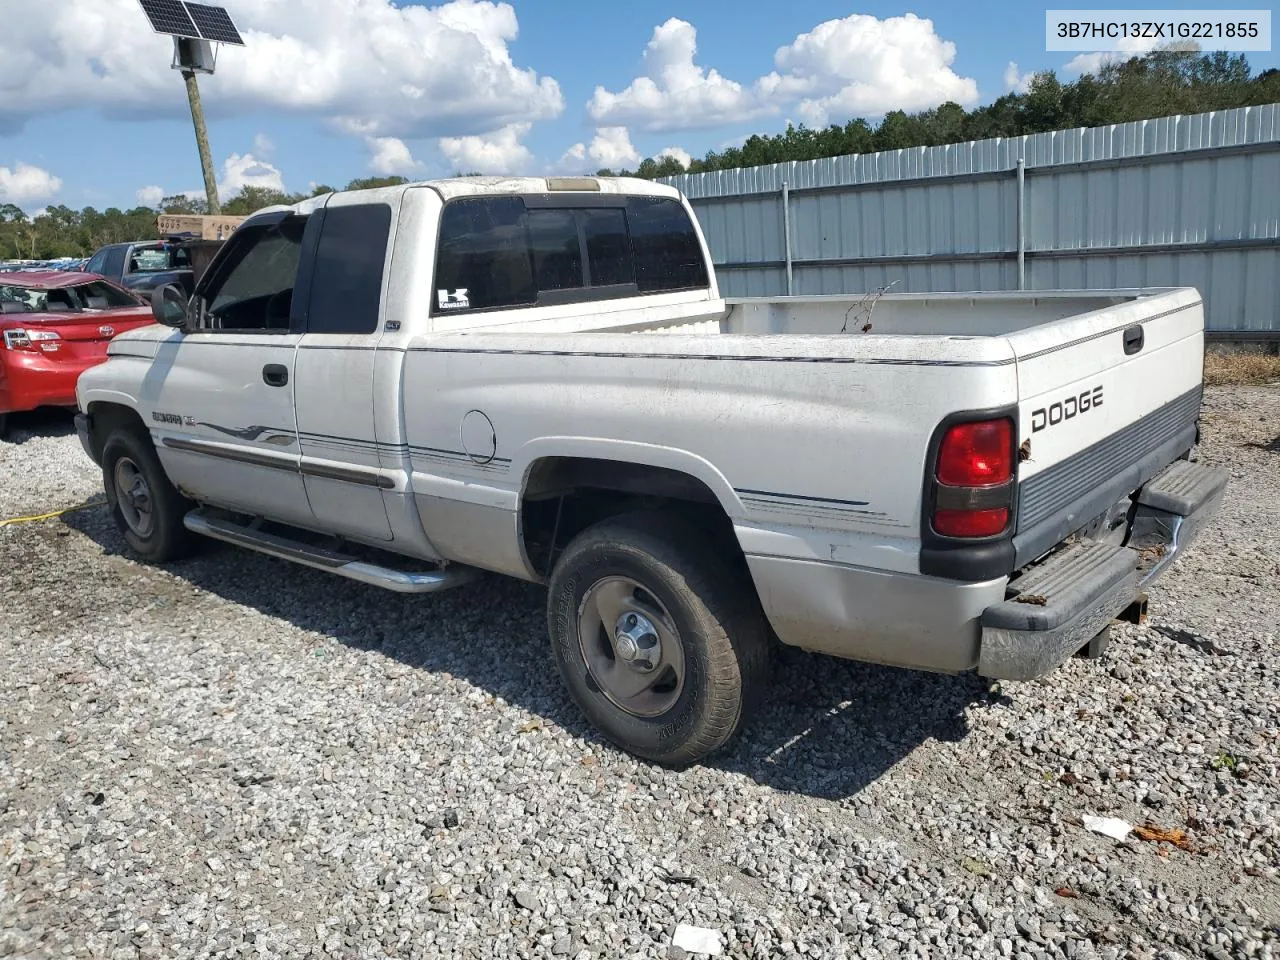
[0,498,107,528]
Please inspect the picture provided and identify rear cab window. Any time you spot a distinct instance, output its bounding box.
[0,280,138,312]
[432,194,708,316]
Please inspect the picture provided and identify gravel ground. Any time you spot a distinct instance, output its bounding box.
[1,388,1277,960]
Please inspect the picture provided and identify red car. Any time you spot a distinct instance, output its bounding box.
[0,271,156,437]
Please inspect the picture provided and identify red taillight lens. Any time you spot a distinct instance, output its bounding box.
[936,419,1013,487]
[933,507,1009,538]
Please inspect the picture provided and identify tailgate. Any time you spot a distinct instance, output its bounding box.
[1006,288,1204,567]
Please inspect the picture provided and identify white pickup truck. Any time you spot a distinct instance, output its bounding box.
[74,176,1227,766]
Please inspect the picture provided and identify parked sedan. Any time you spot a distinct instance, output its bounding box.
[0,271,156,437]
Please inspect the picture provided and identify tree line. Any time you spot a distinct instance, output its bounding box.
[2,50,1276,260]
[601,51,1279,177]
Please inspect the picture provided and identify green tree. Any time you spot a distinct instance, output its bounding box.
[161,194,208,215]
[221,186,294,215]
[344,175,409,191]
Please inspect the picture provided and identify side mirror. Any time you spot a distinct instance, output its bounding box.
[151,283,188,329]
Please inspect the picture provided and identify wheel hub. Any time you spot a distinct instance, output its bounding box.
[614,612,659,671]
[113,456,155,538]
[576,576,686,718]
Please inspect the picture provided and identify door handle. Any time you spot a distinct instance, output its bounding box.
[262,363,289,387]
[1123,325,1145,355]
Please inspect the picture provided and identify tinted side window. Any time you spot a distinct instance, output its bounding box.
[306,203,392,335]
[199,217,305,332]
[102,247,127,280]
[625,197,709,293]
[85,251,108,276]
[435,196,534,312]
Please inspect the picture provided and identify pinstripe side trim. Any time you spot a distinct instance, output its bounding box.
[406,346,1016,367]
[1015,302,1199,363]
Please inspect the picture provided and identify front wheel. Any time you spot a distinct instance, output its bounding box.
[101,427,197,563]
[546,511,769,767]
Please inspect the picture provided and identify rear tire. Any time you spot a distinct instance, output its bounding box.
[546,510,769,767]
[101,426,197,563]
[0,413,8,440]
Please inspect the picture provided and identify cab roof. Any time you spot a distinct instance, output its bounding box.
[263,175,682,218]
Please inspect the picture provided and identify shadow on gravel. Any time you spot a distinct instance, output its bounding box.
[0,408,77,445]
[62,499,987,800]
[1244,434,1280,453]
[1150,624,1234,657]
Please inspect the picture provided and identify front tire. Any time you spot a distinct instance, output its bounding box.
[101,427,196,563]
[546,511,769,767]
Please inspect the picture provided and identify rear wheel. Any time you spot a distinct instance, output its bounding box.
[101,427,196,562]
[546,511,769,767]
[0,412,8,440]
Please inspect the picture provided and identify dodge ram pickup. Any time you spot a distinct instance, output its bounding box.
[74,176,1228,766]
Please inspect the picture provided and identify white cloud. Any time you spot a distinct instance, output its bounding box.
[0,0,563,140]
[588,127,641,168]
[557,142,588,170]
[1003,61,1034,94]
[253,133,275,156]
[135,185,164,208]
[367,137,424,176]
[764,13,980,127]
[0,162,62,204]
[1063,37,1164,76]
[438,122,533,174]
[655,146,692,168]
[217,152,286,199]
[587,13,978,135]
[587,19,770,133]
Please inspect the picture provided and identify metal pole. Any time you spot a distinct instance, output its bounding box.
[183,69,221,215]
[782,181,794,296]
[1016,157,1025,291]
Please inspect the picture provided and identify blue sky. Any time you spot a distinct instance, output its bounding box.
[1,0,1275,214]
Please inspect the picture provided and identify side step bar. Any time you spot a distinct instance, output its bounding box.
[183,512,480,594]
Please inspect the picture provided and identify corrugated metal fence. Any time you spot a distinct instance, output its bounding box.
[660,104,1280,337]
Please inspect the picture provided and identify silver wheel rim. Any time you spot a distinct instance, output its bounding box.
[113,456,155,538]
[577,576,686,718]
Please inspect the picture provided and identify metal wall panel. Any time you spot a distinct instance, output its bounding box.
[665,104,1280,333]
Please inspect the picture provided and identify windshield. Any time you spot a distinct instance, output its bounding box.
[0,281,143,312]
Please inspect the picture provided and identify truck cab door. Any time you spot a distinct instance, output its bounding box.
[291,195,395,541]
[144,211,312,529]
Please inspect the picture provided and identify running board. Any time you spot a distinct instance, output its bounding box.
[183,512,479,594]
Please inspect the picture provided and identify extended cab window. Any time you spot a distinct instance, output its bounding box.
[197,216,306,332]
[306,203,393,335]
[625,197,710,293]
[432,194,706,316]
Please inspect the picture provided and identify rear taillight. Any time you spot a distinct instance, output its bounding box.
[931,417,1015,539]
[936,420,1013,486]
[3,328,62,352]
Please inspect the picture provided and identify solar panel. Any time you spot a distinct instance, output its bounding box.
[185,2,244,46]
[138,0,200,39]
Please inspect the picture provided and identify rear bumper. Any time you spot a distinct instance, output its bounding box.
[976,458,1228,680]
[1,351,100,414]
[745,458,1227,678]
